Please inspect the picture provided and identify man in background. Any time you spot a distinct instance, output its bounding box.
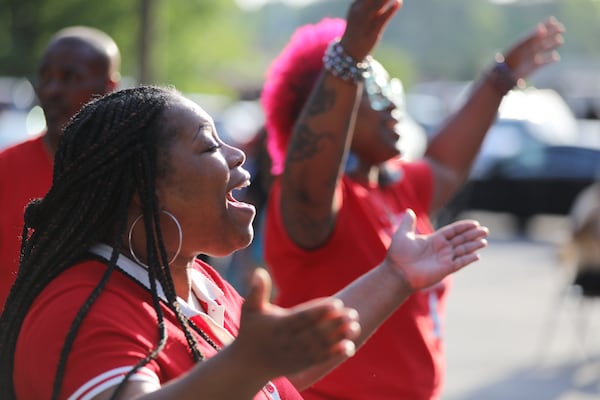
[0,26,121,312]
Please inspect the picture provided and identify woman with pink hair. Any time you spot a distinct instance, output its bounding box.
[261,1,565,399]
[0,2,490,399]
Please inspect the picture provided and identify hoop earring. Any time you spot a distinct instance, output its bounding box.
[128,210,183,266]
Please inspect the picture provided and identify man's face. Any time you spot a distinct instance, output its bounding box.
[35,40,111,138]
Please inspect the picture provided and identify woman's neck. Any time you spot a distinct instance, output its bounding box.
[348,161,398,187]
[348,161,379,185]
[120,242,195,299]
[167,259,195,299]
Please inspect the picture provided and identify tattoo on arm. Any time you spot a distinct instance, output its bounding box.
[287,84,338,165]
[287,124,332,164]
[307,84,336,117]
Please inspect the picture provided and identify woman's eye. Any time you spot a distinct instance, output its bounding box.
[206,143,222,153]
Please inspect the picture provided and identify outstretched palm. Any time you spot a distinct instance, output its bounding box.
[386,209,489,291]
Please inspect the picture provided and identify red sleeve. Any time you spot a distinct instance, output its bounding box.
[13,262,169,399]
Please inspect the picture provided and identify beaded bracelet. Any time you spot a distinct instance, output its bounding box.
[486,53,521,96]
[323,39,371,83]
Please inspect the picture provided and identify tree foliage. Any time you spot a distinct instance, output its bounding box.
[0,0,598,96]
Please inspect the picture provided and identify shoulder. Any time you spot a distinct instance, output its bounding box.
[27,259,151,326]
[19,258,164,360]
[14,260,163,399]
[0,134,45,159]
[391,158,432,179]
[34,260,131,307]
[0,135,49,176]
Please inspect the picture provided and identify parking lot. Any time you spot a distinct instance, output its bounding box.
[443,212,600,400]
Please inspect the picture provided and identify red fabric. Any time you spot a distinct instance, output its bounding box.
[14,258,301,400]
[0,135,52,312]
[265,159,451,400]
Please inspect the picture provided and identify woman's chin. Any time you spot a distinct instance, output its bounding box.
[231,226,255,253]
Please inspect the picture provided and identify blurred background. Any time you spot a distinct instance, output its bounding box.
[2,0,600,149]
[2,0,600,398]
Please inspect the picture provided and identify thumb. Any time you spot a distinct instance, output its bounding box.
[243,267,272,312]
[397,208,417,236]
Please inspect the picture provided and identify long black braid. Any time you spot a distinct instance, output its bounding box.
[0,86,211,399]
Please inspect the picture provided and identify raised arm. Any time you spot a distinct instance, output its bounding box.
[280,0,401,249]
[425,17,565,212]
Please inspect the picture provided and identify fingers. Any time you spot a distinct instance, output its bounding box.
[331,339,358,359]
[236,293,360,378]
[534,18,565,64]
[451,225,489,245]
[396,208,416,237]
[358,0,402,15]
[528,17,565,50]
[451,236,488,258]
[451,252,481,272]
[440,219,489,241]
[376,0,402,30]
[542,16,566,37]
[283,300,360,362]
[445,221,489,252]
[242,267,272,313]
[307,309,360,358]
[503,16,565,78]
[439,220,489,272]
[287,298,358,336]
[343,0,402,59]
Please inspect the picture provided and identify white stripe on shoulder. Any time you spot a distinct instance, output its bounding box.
[68,366,159,400]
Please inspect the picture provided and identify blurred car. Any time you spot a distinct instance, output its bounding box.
[408,83,598,229]
[441,144,600,230]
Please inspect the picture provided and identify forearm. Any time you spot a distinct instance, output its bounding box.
[424,68,509,210]
[286,260,412,389]
[282,71,361,203]
[425,70,505,179]
[158,345,270,399]
[98,345,270,400]
[280,71,362,247]
[334,259,412,345]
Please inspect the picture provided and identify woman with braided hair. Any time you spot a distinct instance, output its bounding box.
[0,84,486,399]
[0,5,487,399]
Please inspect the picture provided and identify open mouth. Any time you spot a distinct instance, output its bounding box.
[227,180,250,203]
[227,191,238,202]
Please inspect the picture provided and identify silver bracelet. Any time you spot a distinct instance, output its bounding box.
[323,39,371,83]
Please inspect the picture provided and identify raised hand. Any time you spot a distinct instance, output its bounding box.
[503,17,565,85]
[233,268,360,380]
[341,0,402,61]
[385,209,489,291]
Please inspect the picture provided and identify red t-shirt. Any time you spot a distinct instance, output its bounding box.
[265,159,450,400]
[14,247,301,400]
[0,135,52,312]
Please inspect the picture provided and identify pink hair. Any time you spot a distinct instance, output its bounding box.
[261,18,346,175]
